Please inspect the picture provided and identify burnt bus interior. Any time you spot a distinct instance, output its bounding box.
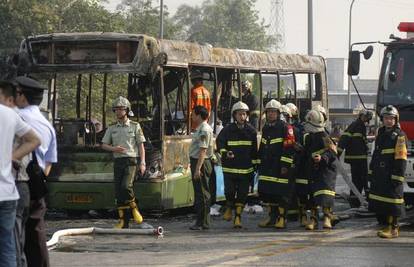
[24,36,324,183]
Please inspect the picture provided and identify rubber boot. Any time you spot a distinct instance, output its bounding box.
[234,203,244,228]
[223,203,233,222]
[114,206,129,229]
[258,205,277,228]
[275,207,287,229]
[129,199,143,224]
[305,209,317,230]
[298,205,307,227]
[323,207,332,229]
[378,216,399,238]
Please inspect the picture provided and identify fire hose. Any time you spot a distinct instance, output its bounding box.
[47,226,164,250]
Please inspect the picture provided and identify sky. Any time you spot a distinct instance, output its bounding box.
[104,0,414,78]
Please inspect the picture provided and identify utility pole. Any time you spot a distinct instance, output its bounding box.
[159,0,164,39]
[270,0,286,52]
[308,0,313,55]
[348,0,356,109]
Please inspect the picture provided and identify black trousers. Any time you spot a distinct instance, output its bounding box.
[224,173,250,206]
[349,161,368,207]
[25,198,49,267]
[190,158,212,228]
[15,182,30,267]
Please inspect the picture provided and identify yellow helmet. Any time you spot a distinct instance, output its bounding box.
[265,99,281,111]
[279,105,292,118]
[231,101,249,114]
[305,110,325,128]
[285,103,298,116]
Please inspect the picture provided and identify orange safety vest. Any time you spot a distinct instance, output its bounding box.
[191,85,211,114]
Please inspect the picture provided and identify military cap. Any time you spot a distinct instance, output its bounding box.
[14,76,47,93]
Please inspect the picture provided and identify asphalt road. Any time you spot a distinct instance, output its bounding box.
[46,197,414,267]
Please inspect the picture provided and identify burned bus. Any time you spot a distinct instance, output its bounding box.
[14,32,329,211]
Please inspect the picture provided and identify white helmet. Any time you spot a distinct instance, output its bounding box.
[279,105,292,118]
[305,110,325,128]
[314,105,327,121]
[380,105,399,122]
[231,101,249,114]
[265,99,282,111]
[241,80,252,91]
[285,103,298,116]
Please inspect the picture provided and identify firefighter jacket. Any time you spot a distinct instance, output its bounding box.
[216,122,258,177]
[191,85,211,114]
[258,120,295,201]
[305,131,338,208]
[338,118,368,163]
[368,126,407,217]
[292,123,309,195]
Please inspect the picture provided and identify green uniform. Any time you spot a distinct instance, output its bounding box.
[189,121,214,228]
[102,119,146,206]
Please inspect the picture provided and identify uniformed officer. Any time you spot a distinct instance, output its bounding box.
[14,76,58,267]
[101,96,146,229]
[258,99,295,229]
[338,109,373,208]
[303,110,338,230]
[241,81,260,129]
[368,105,407,239]
[216,101,258,228]
[189,105,214,230]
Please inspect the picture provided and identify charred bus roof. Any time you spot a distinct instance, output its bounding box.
[20,32,326,75]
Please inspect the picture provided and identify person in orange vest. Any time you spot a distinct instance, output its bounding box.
[190,70,211,115]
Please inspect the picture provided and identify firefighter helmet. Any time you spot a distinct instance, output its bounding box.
[265,99,281,111]
[231,101,249,114]
[305,110,325,128]
[359,109,373,121]
[380,105,399,121]
[280,105,292,118]
[241,80,252,91]
[112,96,131,111]
[285,103,298,116]
[314,105,327,121]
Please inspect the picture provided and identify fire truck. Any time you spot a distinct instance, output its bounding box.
[349,22,414,205]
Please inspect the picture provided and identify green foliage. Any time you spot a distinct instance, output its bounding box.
[173,0,274,51]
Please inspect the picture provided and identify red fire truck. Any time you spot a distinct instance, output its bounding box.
[349,22,414,205]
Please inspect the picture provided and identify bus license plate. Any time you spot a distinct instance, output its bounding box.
[66,194,93,204]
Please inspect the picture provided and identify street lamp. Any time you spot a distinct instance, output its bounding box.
[347,0,356,109]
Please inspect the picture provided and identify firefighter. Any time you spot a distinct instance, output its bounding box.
[303,109,338,230]
[101,96,146,228]
[257,99,295,229]
[368,105,407,239]
[241,80,260,129]
[216,101,258,228]
[338,109,373,208]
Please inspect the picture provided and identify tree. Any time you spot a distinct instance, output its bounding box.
[173,0,274,51]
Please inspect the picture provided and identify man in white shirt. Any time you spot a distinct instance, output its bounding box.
[14,76,57,267]
[0,80,40,267]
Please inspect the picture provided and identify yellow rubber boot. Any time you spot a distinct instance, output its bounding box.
[258,205,277,228]
[275,207,286,229]
[130,199,143,224]
[323,207,332,229]
[114,206,129,229]
[233,203,244,228]
[305,209,317,231]
[378,216,399,238]
[223,206,233,222]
